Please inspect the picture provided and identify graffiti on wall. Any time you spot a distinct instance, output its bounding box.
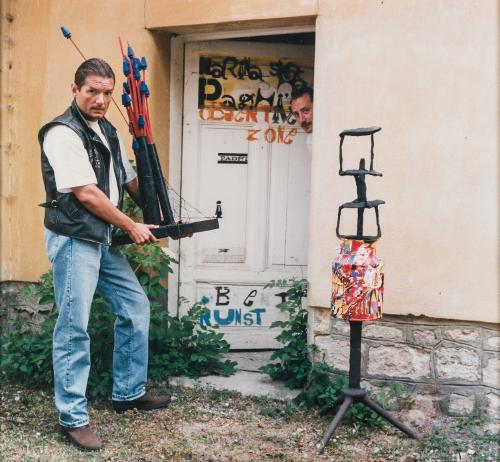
[198,285,288,327]
[198,107,298,144]
[198,54,313,144]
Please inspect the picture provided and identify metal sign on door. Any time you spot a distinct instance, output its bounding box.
[178,40,314,349]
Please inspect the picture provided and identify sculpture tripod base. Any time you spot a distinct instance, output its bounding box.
[315,321,420,454]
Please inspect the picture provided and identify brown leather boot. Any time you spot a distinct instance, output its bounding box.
[60,425,103,451]
[112,392,171,413]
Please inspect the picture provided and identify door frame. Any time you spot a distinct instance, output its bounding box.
[167,25,316,315]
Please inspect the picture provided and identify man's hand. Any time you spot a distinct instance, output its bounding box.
[124,223,159,244]
[171,220,193,240]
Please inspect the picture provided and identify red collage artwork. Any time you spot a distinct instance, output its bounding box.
[331,239,384,322]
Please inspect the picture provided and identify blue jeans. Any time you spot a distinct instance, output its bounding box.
[45,229,150,428]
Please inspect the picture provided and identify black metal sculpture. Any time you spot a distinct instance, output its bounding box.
[337,127,384,243]
[316,127,419,454]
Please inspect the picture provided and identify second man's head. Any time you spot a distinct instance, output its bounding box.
[291,87,314,134]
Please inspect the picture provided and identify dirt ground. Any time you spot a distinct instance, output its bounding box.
[0,382,498,462]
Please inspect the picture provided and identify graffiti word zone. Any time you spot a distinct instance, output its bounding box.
[247,127,297,144]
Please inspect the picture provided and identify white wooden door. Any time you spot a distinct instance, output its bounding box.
[178,40,313,349]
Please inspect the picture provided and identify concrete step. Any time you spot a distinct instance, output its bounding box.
[223,351,276,372]
[168,351,299,401]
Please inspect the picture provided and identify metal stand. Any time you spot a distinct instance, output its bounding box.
[316,322,420,454]
[317,127,420,454]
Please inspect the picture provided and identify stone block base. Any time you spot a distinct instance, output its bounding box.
[309,308,500,421]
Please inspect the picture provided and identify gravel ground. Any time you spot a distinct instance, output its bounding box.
[0,382,498,462]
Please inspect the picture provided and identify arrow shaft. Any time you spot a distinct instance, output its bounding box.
[69,37,86,60]
[64,30,128,125]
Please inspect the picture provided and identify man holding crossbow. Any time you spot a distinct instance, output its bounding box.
[39,58,172,451]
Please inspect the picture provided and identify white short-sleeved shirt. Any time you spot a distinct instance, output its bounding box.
[43,121,136,206]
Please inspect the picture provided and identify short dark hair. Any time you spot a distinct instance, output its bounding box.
[74,58,115,88]
[291,86,313,102]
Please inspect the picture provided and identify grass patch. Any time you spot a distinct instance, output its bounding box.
[1,382,497,461]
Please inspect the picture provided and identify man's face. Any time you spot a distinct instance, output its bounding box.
[71,75,115,121]
[291,94,313,133]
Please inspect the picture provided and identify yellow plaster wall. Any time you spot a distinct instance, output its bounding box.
[145,0,318,32]
[2,0,498,324]
[0,0,170,282]
[309,0,499,323]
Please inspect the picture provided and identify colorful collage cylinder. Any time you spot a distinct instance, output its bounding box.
[331,239,384,321]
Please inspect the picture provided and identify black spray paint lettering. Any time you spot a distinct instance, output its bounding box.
[198,56,310,113]
[275,291,288,304]
[243,289,257,307]
[219,93,255,110]
[198,78,222,108]
[215,286,230,306]
[254,87,275,109]
[269,60,307,90]
[200,56,263,81]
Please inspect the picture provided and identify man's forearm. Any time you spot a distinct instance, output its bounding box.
[72,184,158,244]
[72,184,136,232]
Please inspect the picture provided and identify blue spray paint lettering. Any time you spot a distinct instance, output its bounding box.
[200,307,267,327]
[250,308,265,325]
[243,313,253,325]
[200,310,211,326]
[214,309,235,325]
[234,309,242,324]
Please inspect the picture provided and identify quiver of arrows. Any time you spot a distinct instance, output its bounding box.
[112,43,219,246]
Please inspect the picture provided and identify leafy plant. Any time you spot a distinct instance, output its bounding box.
[0,193,235,398]
[148,299,236,381]
[260,278,312,389]
[0,312,55,389]
[297,361,345,413]
[261,279,413,427]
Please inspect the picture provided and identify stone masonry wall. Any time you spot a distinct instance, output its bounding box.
[0,282,51,336]
[308,307,500,423]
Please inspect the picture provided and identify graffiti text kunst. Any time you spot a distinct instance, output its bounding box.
[199,308,266,327]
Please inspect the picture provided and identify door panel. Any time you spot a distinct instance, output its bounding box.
[268,133,310,268]
[179,40,314,349]
[197,126,250,265]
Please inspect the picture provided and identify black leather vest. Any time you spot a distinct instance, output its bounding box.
[39,100,126,245]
